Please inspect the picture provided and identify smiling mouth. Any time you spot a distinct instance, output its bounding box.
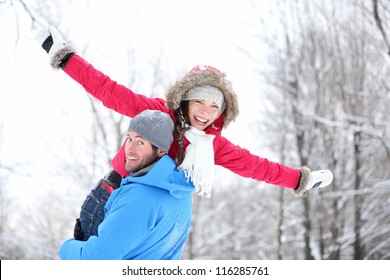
[194,115,208,124]
[127,155,138,161]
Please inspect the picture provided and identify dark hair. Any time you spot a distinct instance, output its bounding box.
[174,101,190,165]
[151,144,159,155]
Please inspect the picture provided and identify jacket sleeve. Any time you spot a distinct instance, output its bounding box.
[213,135,300,189]
[111,140,128,177]
[58,188,154,260]
[63,54,169,117]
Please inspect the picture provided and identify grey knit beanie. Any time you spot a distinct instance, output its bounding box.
[183,85,226,112]
[128,110,174,152]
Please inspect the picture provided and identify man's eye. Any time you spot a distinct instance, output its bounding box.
[126,136,132,142]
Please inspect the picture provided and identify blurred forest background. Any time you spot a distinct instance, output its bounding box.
[0,0,389,260]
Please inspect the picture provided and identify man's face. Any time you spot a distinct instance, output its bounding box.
[124,131,160,173]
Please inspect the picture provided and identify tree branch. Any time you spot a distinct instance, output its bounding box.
[372,0,390,55]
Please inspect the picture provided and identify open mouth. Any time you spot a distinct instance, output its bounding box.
[194,115,209,125]
[127,155,138,161]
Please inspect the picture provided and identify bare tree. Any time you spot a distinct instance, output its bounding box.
[247,0,390,259]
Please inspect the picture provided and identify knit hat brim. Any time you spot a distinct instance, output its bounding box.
[182,85,226,113]
[128,110,174,152]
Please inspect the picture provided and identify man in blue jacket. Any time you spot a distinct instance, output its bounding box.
[59,110,194,260]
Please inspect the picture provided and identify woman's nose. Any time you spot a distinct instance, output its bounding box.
[200,105,212,114]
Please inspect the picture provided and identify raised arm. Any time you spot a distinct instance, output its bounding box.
[37,26,168,118]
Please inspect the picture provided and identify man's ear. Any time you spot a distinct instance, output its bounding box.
[157,149,166,158]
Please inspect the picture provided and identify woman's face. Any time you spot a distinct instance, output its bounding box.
[187,99,221,130]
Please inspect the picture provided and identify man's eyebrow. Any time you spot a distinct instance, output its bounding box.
[132,134,145,141]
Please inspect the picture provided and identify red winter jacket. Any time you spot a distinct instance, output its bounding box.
[63,54,300,189]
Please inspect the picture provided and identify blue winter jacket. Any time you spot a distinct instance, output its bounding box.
[59,155,194,260]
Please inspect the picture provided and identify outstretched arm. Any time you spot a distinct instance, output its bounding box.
[213,136,333,196]
[37,26,168,118]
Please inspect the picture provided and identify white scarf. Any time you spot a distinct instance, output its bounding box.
[178,127,215,198]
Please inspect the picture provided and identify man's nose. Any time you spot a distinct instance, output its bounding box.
[126,141,136,152]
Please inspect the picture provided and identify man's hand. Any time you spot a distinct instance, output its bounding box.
[73,218,84,241]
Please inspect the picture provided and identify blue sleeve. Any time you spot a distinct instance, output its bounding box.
[58,187,158,260]
[58,238,84,259]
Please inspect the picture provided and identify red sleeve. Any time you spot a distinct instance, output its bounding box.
[63,54,169,117]
[213,136,300,189]
[111,140,129,177]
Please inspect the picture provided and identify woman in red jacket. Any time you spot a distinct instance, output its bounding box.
[39,26,333,240]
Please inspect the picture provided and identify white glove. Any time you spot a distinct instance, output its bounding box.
[37,26,66,56]
[37,26,75,69]
[293,168,333,197]
[305,170,333,190]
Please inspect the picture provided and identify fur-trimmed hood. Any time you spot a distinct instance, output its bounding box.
[165,66,239,128]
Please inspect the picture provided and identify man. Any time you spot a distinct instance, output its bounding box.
[59,110,194,260]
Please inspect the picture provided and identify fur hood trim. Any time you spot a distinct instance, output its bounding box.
[165,67,239,128]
